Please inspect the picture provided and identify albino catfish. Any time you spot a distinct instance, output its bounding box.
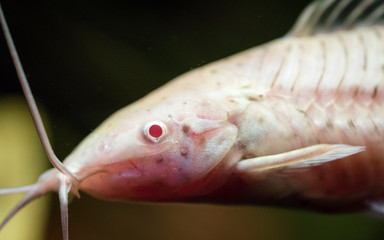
[1,0,384,239]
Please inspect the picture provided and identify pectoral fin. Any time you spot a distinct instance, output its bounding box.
[236,144,365,173]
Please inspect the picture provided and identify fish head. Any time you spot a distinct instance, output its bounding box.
[64,94,238,201]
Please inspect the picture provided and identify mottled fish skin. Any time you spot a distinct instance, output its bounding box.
[191,25,384,211]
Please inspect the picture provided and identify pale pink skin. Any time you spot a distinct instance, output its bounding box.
[45,25,384,212]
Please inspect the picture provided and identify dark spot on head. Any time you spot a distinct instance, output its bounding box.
[258,117,264,124]
[348,120,355,128]
[353,86,359,97]
[372,86,378,99]
[211,69,217,74]
[156,158,164,164]
[296,108,307,115]
[196,136,207,147]
[326,120,333,129]
[374,123,379,133]
[246,93,265,102]
[180,148,188,156]
[247,96,260,101]
[182,124,190,134]
[183,101,187,105]
[146,109,151,112]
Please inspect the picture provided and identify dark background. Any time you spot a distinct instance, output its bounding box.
[1,0,384,239]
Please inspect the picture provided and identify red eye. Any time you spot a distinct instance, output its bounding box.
[149,124,163,138]
[143,121,167,143]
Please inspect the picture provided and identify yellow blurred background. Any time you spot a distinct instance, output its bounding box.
[0,97,49,239]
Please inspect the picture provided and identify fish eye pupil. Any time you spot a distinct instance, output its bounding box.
[143,121,167,142]
[149,124,163,138]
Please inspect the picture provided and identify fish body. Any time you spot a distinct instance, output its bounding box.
[1,0,384,239]
[58,1,384,212]
[62,24,383,211]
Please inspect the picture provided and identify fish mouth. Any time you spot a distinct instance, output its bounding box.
[72,156,154,201]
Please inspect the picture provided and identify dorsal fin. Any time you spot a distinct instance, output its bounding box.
[287,0,384,37]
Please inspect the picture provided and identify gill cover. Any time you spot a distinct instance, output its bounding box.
[176,115,238,184]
